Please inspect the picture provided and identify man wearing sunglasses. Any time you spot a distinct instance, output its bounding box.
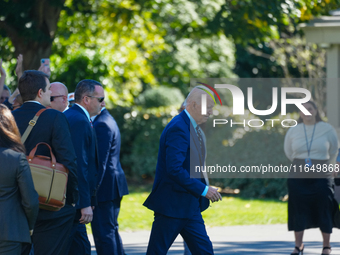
[64,79,104,255]
[50,82,69,112]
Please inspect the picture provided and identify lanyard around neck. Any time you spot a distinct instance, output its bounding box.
[303,123,316,157]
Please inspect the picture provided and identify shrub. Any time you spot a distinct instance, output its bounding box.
[136,86,184,108]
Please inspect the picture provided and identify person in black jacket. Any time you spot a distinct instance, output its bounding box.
[91,107,129,255]
[64,79,103,255]
[0,104,39,255]
[12,70,78,255]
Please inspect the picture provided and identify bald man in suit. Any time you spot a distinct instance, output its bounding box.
[143,87,222,254]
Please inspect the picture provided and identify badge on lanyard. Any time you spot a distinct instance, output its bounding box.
[303,124,316,168]
[305,158,312,167]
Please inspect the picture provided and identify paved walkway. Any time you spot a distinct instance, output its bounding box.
[89,224,340,254]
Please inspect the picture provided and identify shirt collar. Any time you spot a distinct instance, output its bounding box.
[75,103,91,122]
[62,106,69,113]
[25,100,42,105]
[184,109,198,129]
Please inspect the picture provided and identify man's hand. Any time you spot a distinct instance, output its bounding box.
[38,62,51,77]
[205,186,222,203]
[8,88,20,104]
[0,58,6,79]
[0,59,5,76]
[79,206,93,224]
[15,54,23,79]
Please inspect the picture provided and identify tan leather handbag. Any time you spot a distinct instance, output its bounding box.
[21,108,69,211]
[27,142,68,211]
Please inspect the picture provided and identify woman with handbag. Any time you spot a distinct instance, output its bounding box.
[284,101,338,255]
[0,104,39,255]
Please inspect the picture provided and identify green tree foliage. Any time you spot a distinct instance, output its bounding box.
[136,86,184,108]
[50,53,109,92]
[208,0,340,44]
[51,0,236,104]
[1,0,340,198]
[205,0,338,113]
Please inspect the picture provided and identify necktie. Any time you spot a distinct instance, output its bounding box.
[196,126,205,157]
[196,126,209,185]
[90,120,93,128]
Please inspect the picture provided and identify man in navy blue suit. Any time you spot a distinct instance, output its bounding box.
[64,79,104,255]
[91,106,129,255]
[143,86,222,254]
[12,70,78,255]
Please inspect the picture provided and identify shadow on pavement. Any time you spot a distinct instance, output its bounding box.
[92,241,340,255]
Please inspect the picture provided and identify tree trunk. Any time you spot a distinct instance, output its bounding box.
[0,0,65,70]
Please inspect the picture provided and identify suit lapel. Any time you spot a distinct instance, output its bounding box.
[180,111,209,185]
[73,104,99,167]
[180,111,205,166]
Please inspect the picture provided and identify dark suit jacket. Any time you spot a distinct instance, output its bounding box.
[143,111,209,219]
[12,102,78,207]
[3,99,13,110]
[0,148,39,243]
[93,109,129,202]
[65,104,98,208]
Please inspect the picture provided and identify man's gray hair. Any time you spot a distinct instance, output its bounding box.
[185,85,214,108]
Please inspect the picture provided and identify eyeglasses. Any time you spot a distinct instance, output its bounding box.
[50,95,65,102]
[87,96,105,103]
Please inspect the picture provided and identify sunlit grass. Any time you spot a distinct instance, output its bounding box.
[119,191,154,231]
[87,191,288,234]
[201,197,287,227]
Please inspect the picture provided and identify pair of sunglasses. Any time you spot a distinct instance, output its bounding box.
[50,95,65,102]
[87,96,105,103]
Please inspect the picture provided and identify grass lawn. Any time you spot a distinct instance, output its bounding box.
[86,187,288,233]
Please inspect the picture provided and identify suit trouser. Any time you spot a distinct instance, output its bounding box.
[183,241,192,255]
[91,198,124,255]
[67,209,91,255]
[146,210,214,255]
[22,204,76,255]
[0,241,21,255]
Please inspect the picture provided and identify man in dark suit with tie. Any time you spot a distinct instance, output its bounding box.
[91,106,129,255]
[12,70,78,255]
[143,86,222,254]
[64,79,104,255]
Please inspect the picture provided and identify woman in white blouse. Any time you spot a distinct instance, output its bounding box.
[284,101,338,255]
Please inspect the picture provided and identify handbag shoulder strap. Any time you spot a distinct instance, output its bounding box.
[21,108,47,144]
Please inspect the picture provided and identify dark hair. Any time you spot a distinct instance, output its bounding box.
[297,100,322,123]
[0,105,25,153]
[74,79,102,103]
[19,70,49,102]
